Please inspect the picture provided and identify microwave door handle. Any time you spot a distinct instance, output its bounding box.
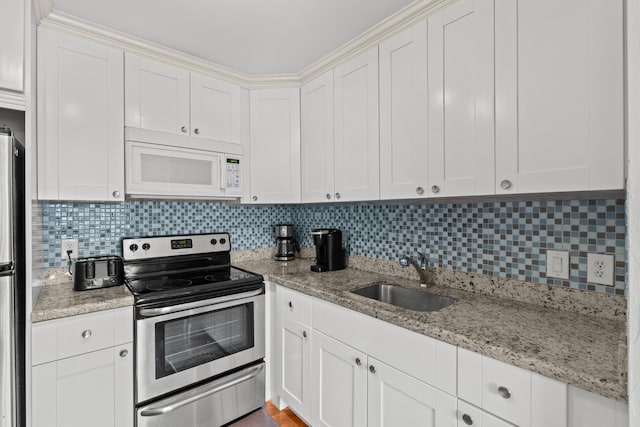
[139,363,265,417]
[220,156,225,190]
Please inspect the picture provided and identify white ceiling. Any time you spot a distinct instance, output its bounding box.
[51,0,417,75]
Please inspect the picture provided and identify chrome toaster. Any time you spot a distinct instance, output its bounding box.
[72,256,124,291]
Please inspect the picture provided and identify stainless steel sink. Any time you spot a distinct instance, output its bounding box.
[351,283,455,312]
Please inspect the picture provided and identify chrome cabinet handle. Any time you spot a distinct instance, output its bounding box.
[498,386,511,399]
[462,414,473,425]
[431,185,440,194]
[335,192,341,199]
[252,196,258,202]
[181,126,188,133]
[81,330,92,339]
[302,331,307,338]
[119,349,128,358]
[194,128,200,135]
[326,193,331,200]
[500,179,513,190]
[416,186,424,195]
[369,365,376,374]
[112,190,120,198]
[355,358,362,366]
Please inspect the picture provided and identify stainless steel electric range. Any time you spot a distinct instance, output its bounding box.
[122,233,265,427]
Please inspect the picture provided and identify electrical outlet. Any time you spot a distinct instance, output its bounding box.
[587,253,614,286]
[61,239,79,260]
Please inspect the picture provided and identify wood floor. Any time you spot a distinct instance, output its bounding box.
[265,401,308,427]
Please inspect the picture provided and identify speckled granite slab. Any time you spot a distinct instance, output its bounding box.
[235,258,628,402]
[32,273,134,323]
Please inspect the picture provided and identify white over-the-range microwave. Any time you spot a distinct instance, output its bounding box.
[125,127,242,200]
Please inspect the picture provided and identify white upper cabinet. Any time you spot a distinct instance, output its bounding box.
[0,0,24,95]
[125,54,190,136]
[494,0,624,193]
[125,54,242,145]
[301,70,335,203]
[334,46,380,202]
[37,28,125,202]
[427,0,495,198]
[248,88,301,204]
[379,19,429,200]
[190,73,241,143]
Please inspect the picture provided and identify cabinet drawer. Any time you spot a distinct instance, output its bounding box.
[279,286,312,325]
[458,400,515,427]
[481,356,531,426]
[33,307,133,365]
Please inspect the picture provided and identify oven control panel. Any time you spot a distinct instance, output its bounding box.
[122,233,231,260]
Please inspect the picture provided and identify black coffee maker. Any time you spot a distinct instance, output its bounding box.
[310,229,346,272]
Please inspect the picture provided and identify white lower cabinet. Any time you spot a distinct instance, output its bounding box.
[31,307,134,427]
[458,401,514,427]
[568,385,628,427]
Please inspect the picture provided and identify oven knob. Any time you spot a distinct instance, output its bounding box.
[142,243,150,251]
[210,238,217,245]
[219,238,226,244]
[129,244,138,252]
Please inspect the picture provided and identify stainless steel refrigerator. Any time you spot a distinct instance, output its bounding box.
[0,127,25,427]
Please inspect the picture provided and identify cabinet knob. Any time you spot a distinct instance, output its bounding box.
[112,190,121,198]
[462,414,473,425]
[288,301,293,308]
[369,365,376,374]
[194,128,200,135]
[416,186,424,195]
[252,196,258,202]
[326,193,331,200]
[181,126,188,133]
[302,331,307,338]
[500,179,513,190]
[335,192,341,200]
[431,185,440,194]
[119,349,128,358]
[498,386,511,399]
[355,357,362,366]
[81,329,92,339]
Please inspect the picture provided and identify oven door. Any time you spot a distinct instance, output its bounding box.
[136,288,265,404]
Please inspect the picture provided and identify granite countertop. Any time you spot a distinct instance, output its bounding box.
[32,271,134,322]
[235,257,628,402]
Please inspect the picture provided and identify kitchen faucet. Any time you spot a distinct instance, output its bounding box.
[400,253,435,287]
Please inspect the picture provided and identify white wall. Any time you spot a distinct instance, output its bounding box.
[627,0,640,424]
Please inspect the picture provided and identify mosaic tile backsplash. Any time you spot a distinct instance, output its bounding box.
[40,198,626,295]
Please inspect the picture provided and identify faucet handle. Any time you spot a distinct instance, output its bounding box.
[399,256,411,267]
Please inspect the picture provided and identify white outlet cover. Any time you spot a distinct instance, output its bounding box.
[61,239,79,260]
[546,250,569,280]
[587,253,615,286]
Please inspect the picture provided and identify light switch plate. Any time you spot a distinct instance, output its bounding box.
[546,250,569,280]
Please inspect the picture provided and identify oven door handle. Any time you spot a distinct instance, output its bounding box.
[138,288,263,317]
[139,363,265,417]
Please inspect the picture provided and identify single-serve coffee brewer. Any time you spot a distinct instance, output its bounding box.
[274,224,299,261]
[310,228,346,272]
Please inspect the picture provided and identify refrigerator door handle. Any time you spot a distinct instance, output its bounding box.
[0,275,16,426]
[0,134,13,265]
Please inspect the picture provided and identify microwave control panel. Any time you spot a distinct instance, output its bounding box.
[225,156,242,196]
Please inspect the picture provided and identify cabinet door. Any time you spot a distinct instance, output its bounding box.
[125,53,190,135]
[301,70,335,203]
[334,47,379,202]
[0,0,24,93]
[379,19,429,200]
[568,386,628,427]
[368,358,457,427]
[37,28,124,201]
[32,344,134,427]
[190,73,241,144]
[248,88,301,204]
[494,0,624,193]
[427,0,495,197]
[280,317,311,420]
[311,332,367,427]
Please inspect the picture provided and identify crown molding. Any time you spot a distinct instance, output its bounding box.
[38,0,455,88]
[298,0,456,83]
[32,0,52,25]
